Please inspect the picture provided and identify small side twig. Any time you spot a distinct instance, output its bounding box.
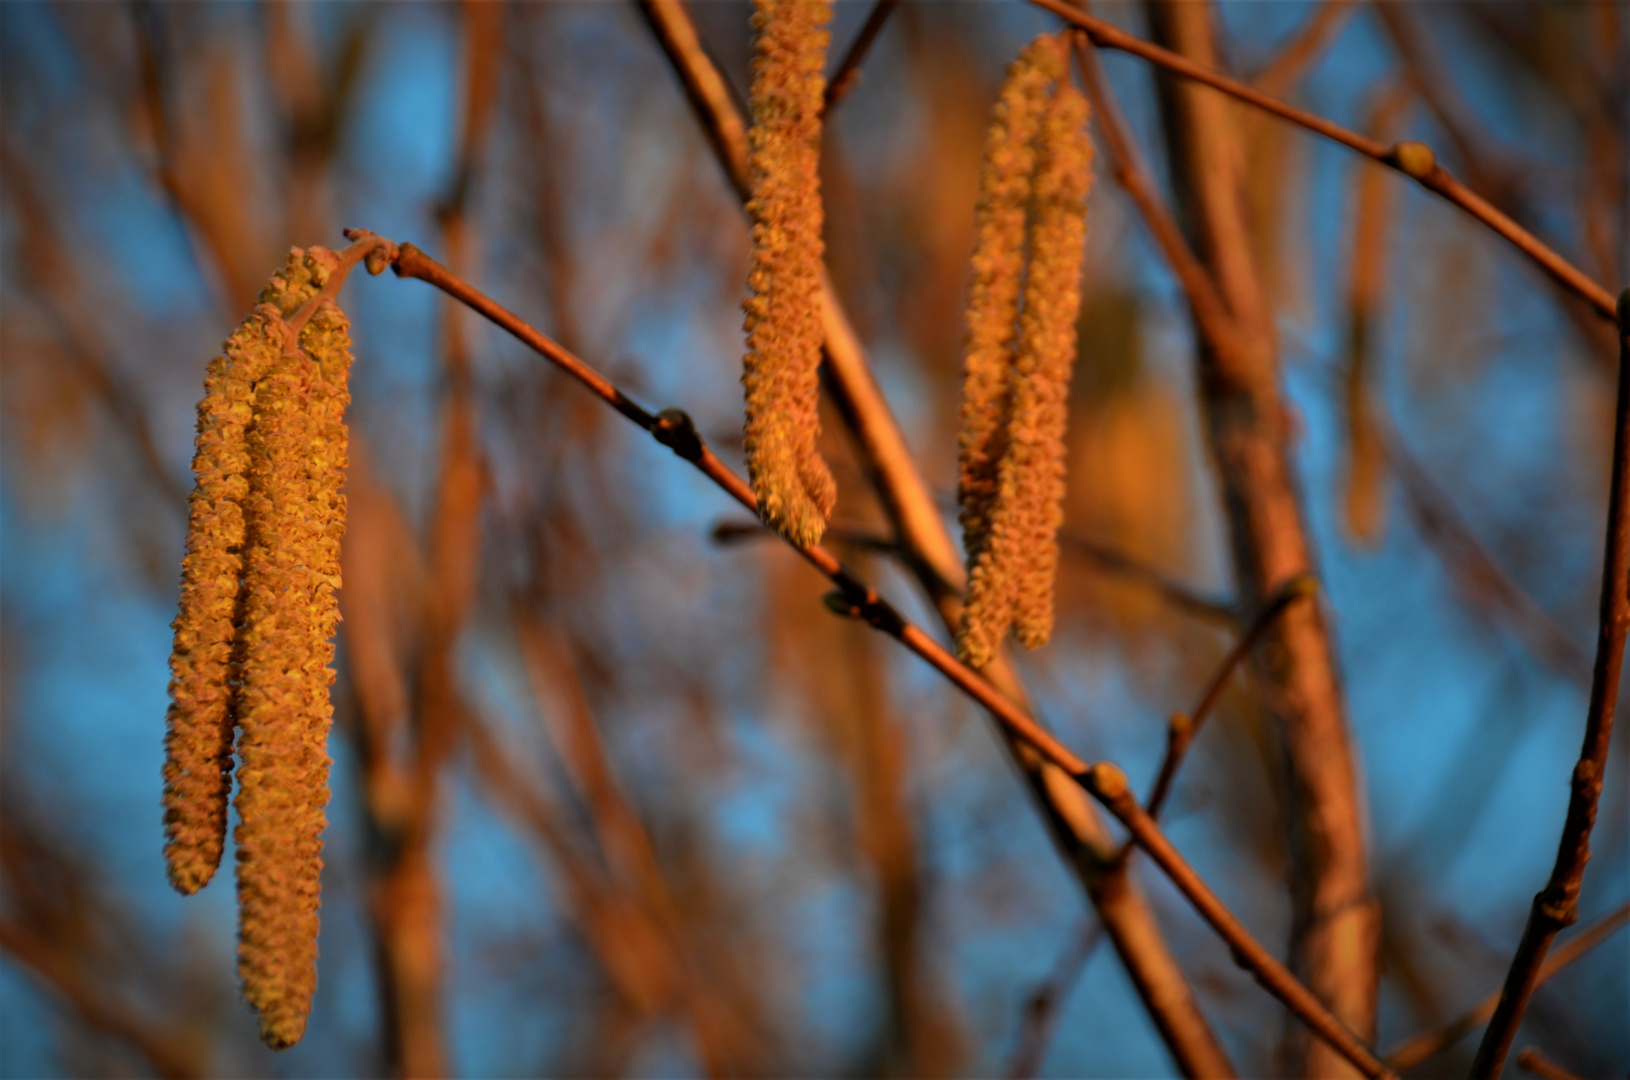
[1144,575,1318,822]
[1471,296,1630,1078]
[822,0,898,114]
[1028,0,1618,321]
[1381,898,1629,1071]
[1084,764,1397,1080]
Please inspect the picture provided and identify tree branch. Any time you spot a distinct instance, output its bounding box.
[1471,294,1630,1078]
[1027,0,1619,321]
[823,0,899,114]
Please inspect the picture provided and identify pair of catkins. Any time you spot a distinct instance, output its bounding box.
[162,247,352,1050]
[739,8,1093,668]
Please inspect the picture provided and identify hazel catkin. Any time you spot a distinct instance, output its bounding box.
[161,250,332,896]
[956,36,1094,668]
[741,0,837,547]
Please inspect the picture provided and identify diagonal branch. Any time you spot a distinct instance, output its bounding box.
[1471,296,1630,1077]
[823,0,899,114]
[1026,0,1619,321]
[381,235,1406,1079]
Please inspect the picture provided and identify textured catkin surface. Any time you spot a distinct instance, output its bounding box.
[741,0,836,547]
[232,311,331,1052]
[956,36,1092,668]
[161,250,331,896]
[956,37,1063,669]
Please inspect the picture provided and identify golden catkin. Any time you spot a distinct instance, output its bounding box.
[160,250,330,896]
[956,36,1065,668]
[233,312,328,1051]
[741,0,836,547]
[956,36,1092,667]
[1008,81,1092,648]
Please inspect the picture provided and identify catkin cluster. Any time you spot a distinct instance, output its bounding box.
[741,0,837,547]
[161,247,352,1050]
[956,36,1094,669]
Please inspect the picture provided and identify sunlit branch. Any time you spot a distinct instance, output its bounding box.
[1027,0,1619,321]
[1471,297,1630,1077]
[1382,898,1630,1071]
[1084,765,1397,1080]
[383,234,1396,1079]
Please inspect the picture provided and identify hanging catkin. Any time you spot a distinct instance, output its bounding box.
[956,36,1094,668]
[163,245,353,1050]
[741,0,836,547]
[161,249,330,896]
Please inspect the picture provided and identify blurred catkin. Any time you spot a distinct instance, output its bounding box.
[161,248,332,896]
[957,37,1093,668]
[741,0,836,547]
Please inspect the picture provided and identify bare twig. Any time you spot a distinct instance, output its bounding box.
[1516,1048,1587,1080]
[822,0,899,113]
[1144,575,1318,822]
[385,236,1399,1079]
[1249,0,1356,99]
[1382,899,1630,1071]
[1471,296,1630,1077]
[389,241,1087,778]
[1084,765,1397,1080]
[1028,0,1619,321]
[625,9,1238,1072]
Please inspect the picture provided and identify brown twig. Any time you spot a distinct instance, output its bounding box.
[1382,898,1630,1071]
[1471,295,1630,1077]
[389,241,1088,778]
[1084,765,1397,1080]
[384,236,1405,1078]
[822,0,899,113]
[1515,1048,1587,1080]
[1144,575,1318,822]
[1248,0,1356,99]
[1027,0,1619,321]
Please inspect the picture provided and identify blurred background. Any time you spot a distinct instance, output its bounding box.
[1,1,1626,1076]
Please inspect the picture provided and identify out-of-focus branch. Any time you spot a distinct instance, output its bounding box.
[822,0,899,113]
[1027,0,1619,321]
[0,920,199,1080]
[1144,576,1317,822]
[1140,4,1378,1074]
[1471,296,1630,1078]
[386,236,1401,1077]
[711,517,1238,625]
[1084,765,1396,1080]
[1516,1048,1587,1080]
[1383,899,1630,1071]
[1248,0,1356,98]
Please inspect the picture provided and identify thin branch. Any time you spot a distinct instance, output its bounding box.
[1516,1049,1587,1080]
[1382,898,1630,1071]
[822,0,899,114]
[712,517,1238,625]
[1472,296,1630,1077]
[1083,765,1397,1080]
[1027,0,1619,321]
[1144,575,1318,821]
[387,240,1087,779]
[384,236,1397,1079]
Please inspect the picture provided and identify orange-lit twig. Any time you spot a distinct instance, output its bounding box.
[1028,0,1618,321]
